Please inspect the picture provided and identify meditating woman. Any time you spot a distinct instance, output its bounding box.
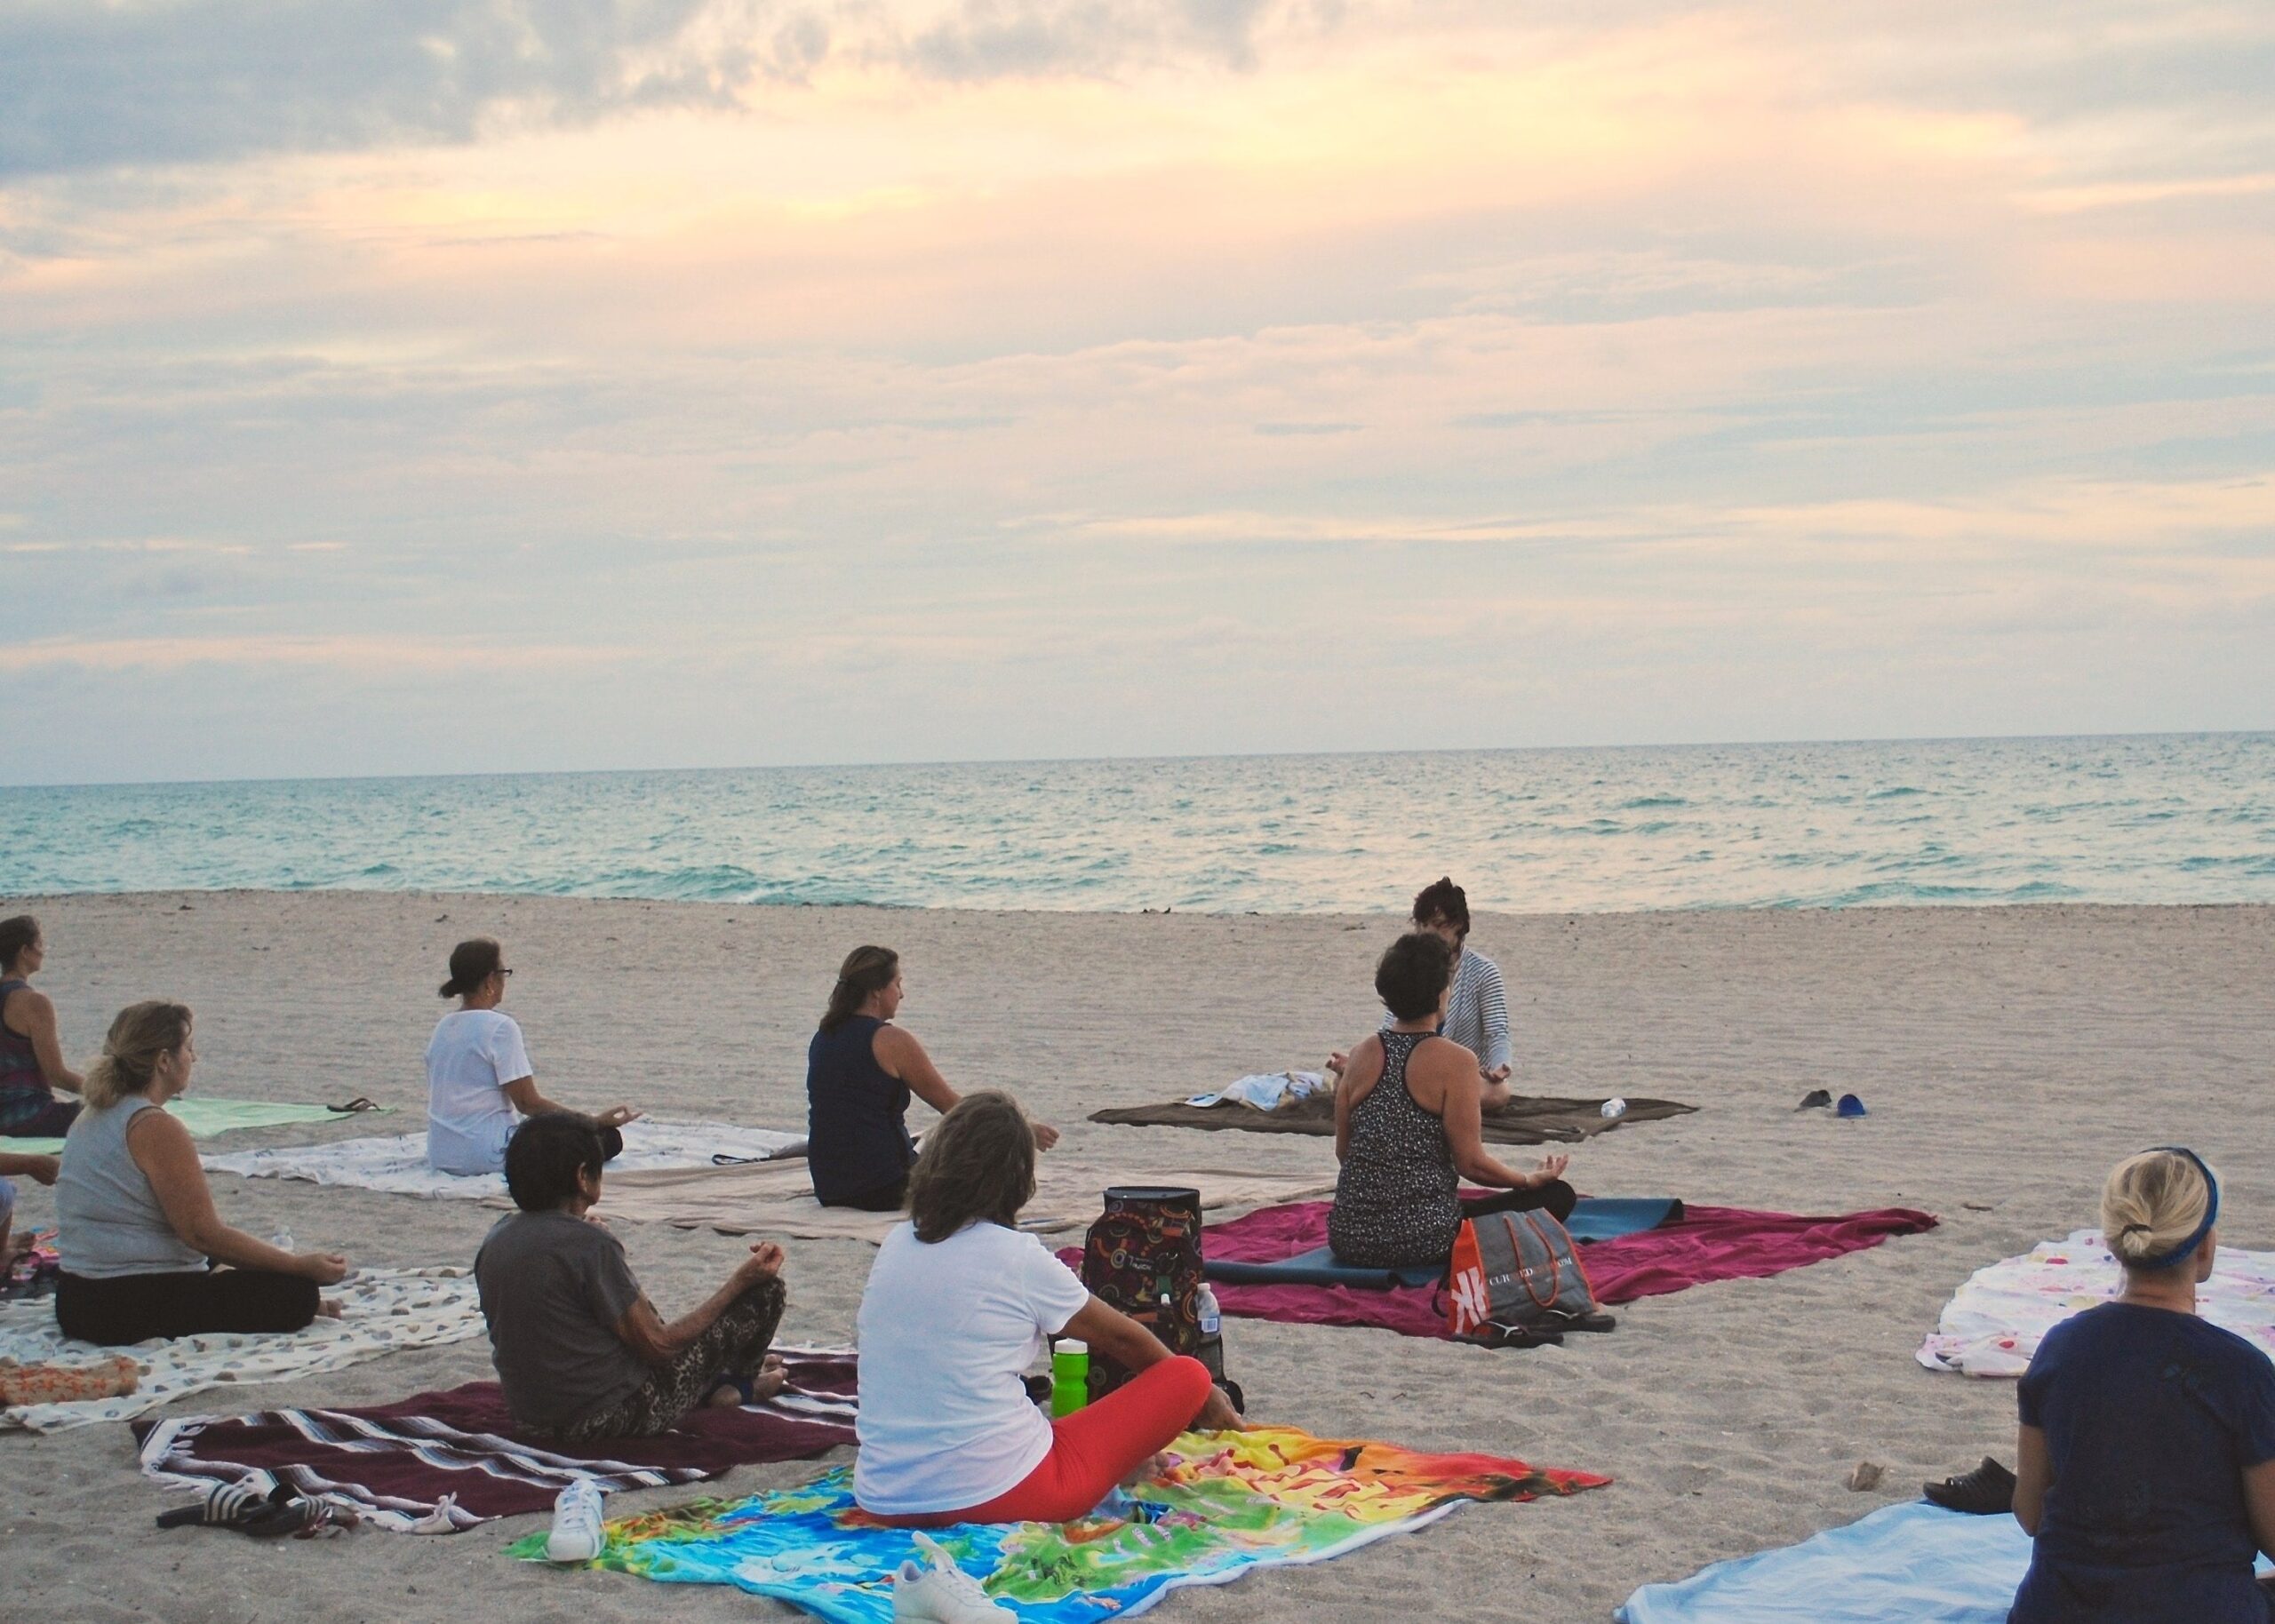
[53,1000,349,1343]
[2009,1147,2275,1623]
[427,937,639,1176]
[852,1090,1242,1524]
[1329,878,1513,1097]
[806,946,1058,1211]
[0,915,85,1138]
[473,1111,788,1441]
[1328,932,1574,1271]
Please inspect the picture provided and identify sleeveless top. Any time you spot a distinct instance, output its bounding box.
[0,978,55,1129]
[55,1095,210,1278]
[806,1016,916,1204]
[1327,1030,1463,1269]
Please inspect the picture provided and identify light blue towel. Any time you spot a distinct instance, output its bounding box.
[1618,1501,2268,1624]
[1618,1502,2028,1624]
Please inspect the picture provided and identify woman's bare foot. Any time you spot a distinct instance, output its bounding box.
[706,1356,789,1408]
[316,1298,344,1319]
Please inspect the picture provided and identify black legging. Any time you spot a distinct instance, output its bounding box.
[56,1268,320,1345]
[1459,1179,1578,1225]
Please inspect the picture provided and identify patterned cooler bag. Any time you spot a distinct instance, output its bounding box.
[1078,1185,1204,1401]
[1440,1208,1616,1347]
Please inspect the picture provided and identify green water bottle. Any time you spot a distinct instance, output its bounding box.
[1050,1339,1090,1417]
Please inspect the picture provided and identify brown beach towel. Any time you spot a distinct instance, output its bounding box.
[552,1158,1337,1242]
[1088,1090,1697,1144]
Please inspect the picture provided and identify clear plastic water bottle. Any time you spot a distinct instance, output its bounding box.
[1600,1098,1627,1120]
[1050,1339,1090,1417]
[1194,1284,1225,1381]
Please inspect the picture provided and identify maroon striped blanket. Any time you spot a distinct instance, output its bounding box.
[133,1347,857,1533]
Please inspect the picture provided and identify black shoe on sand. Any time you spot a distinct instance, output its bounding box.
[1924,1456,2016,1515]
[1797,1090,1833,1110]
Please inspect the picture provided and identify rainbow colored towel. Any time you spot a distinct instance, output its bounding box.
[508,1425,1608,1620]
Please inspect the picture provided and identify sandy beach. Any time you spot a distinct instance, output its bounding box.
[3,890,2270,1623]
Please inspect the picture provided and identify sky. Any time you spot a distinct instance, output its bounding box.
[4,0,2272,785]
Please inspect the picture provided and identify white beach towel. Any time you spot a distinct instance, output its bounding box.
[0,1267,483,1431]
[1184,1071,1329,1111]
[1916,1228,2275,1377]
[202,1118,805,1199]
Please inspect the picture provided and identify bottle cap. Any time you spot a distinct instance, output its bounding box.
[1056,1339,1088,1356]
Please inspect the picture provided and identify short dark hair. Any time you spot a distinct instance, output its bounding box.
[907,1091,1036,1244]
[504,1111,608,1212]
[1411,877,1470,938]
[0,915,39,972]
[1376,931,1457,1022]
[440,937,504,999]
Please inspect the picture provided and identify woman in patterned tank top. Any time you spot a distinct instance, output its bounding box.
[1327,932,1577,1270]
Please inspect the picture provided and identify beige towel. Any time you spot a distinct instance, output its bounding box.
[566,1158,1337,1243]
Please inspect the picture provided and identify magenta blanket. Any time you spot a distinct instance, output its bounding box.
[1090,1203,1936,1340]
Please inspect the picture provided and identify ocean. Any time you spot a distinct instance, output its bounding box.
[2,734,2270,914]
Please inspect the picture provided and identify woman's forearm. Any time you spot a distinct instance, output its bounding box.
[190,1222,307,1276]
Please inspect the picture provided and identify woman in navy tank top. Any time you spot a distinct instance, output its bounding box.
[805,948,1058,1210]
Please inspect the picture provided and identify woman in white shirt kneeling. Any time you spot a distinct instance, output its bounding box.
[853,1091,1243,1526]
[426,937,638,1176]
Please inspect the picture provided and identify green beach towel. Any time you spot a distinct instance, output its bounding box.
[5,1096,385,1155]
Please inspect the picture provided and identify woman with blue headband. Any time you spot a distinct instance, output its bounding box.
[2010,1147,2275,1623]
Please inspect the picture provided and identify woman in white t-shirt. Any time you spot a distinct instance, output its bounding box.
[852,1091,1244,1526]
[426,938,639,1176]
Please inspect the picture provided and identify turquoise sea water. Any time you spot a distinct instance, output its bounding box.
[2,734,2270,914]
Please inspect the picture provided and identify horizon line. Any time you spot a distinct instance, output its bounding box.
[4,726,2269,795]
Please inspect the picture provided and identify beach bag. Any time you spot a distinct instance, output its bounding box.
[1440,1209,1601,1342]
[1080,1185,1204,1401]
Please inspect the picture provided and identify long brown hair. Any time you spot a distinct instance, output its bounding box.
[84,1000,194,1110]
[907,1091,1037,1243]
[820,946,898,1033]
[0,915,38,974]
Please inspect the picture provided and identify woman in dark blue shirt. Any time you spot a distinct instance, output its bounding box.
[2011,1146,2275,1623]
[804,947,1058,1210]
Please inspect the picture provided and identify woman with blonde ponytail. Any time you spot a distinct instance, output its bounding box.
[53,1001,350,1344]
[2008,1147,2275,1622]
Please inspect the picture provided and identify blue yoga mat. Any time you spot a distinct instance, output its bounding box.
[1203,1198,1683,1290]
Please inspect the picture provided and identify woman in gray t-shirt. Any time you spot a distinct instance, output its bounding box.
[475,1111,790,1441]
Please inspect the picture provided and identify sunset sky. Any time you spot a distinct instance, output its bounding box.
[4,0,2271,784]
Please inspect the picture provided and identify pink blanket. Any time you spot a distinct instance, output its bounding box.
[1143,1202,1937,1340]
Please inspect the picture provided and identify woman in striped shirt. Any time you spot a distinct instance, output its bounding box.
[1330,878,1512,1100]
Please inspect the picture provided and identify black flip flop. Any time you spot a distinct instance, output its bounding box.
[1796,1090,1832,1110]
[1923,1456,2016,1515]
[327,1096,379,1114]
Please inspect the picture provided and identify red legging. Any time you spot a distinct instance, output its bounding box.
[879,1356,1214,1527]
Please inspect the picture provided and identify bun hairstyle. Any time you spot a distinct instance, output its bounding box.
[1376,930,1458,1022]
[820,946,898,1034]
[0,914,39,971]
[2103,1147,2221,1272]
[440,937,504,999]
[84,999,194,1110]
[1410,876,1471,939]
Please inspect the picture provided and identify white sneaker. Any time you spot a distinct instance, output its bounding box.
[545,1478,605,1564]
[891,1531,1014,1623]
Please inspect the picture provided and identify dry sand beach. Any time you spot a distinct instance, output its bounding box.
[3,891,2270,1622]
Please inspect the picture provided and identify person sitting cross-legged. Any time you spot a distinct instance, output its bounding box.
[2009,1146,2275,1624]
[474,1111,788,1442]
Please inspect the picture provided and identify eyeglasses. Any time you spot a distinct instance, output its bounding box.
[498,968,515,978]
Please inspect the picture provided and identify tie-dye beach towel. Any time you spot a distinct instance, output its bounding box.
[509,1425,1609,1621]
[1917,1228,2275,1377]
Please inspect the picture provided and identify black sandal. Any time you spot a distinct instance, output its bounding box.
[1923,1456,2016,1515]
